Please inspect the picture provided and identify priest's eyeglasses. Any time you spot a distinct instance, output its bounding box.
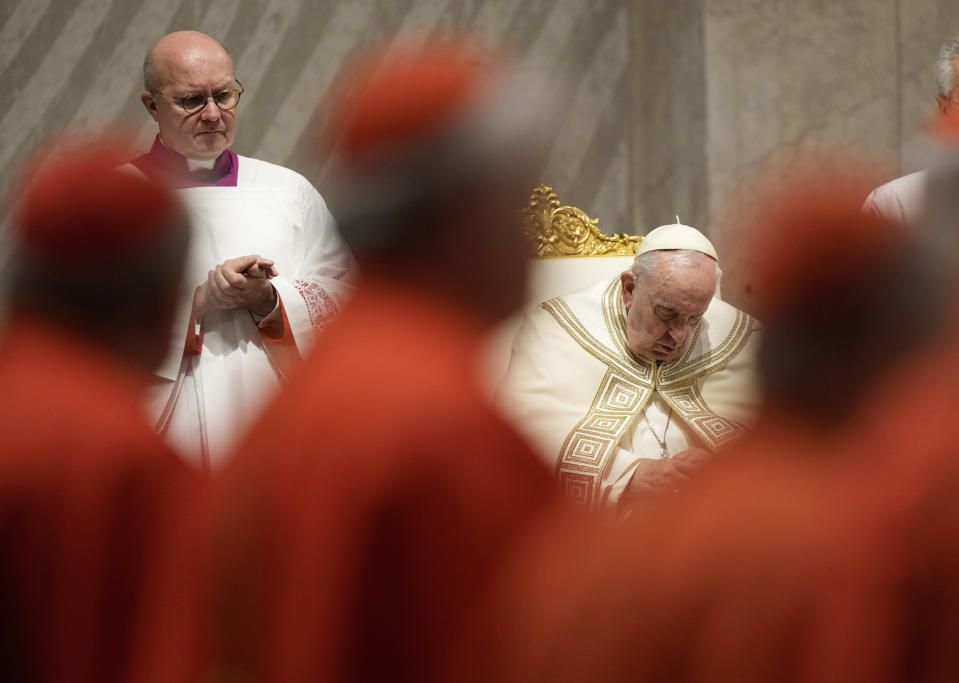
[157,81,245,114]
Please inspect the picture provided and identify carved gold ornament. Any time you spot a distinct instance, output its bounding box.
[522,185,642,258]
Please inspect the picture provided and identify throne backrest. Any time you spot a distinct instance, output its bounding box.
[521,184,641,302]
[480,185,642,390]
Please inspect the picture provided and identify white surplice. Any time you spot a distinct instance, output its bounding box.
[142,155,357,467]
[499,277,762,509]
[862,169,926,226]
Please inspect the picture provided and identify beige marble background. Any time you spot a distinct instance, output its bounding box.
[698,0,959,309]
[2,0,959,302]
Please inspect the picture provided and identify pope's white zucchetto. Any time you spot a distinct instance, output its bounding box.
[635,222,718,261]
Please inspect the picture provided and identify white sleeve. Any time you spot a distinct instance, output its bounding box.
[861,175,924,226]
[604,449,643,504]
[861,185,904,224]
[270,185,359,352]
[861,187,883,217]
[497,310,592,469]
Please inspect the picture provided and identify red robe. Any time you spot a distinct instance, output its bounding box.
[449,343,959,683]
[828,342,959,683]
[210,277,556,683]
[0,316,201,683]
[449,453,899,683]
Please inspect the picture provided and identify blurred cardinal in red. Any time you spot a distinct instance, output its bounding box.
[0,143,207,683]
[204,35,563,683]
[445,156,959,683]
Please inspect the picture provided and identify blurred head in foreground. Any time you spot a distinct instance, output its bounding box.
[750,161,948,427]
[6,143,190,373]
[323,35,553,325]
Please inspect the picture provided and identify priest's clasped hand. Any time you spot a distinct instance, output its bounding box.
[195,254,279,317]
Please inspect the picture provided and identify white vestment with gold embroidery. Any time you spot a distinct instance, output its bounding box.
[499,277,762,509]
[142,156,357,467]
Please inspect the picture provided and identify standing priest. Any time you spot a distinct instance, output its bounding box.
[500,223,762,509]
[130,30,357,467]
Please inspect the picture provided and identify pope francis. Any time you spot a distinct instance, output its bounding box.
[500,223,762,509]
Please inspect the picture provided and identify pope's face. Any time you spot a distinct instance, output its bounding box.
[620,252,717,362]
[141,51,238,160]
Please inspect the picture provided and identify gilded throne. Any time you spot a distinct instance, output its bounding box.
[481,185,642,388]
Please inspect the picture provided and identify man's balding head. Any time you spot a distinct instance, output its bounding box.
[140,31,239,160]
[143,31,233,92]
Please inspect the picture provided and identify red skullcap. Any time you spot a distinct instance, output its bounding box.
[14,145,180,268]
[327,37,505,164]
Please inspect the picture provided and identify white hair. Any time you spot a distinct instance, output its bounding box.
[935,35,959,97]
[630,249,722,295]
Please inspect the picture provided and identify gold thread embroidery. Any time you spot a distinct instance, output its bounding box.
[658,383,748,449]
[660,311,753,386]
[547,278,757,507]
[541,285,654,387]
[555,368,651,508]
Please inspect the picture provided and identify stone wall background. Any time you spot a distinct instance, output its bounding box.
[3,0,959,296]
